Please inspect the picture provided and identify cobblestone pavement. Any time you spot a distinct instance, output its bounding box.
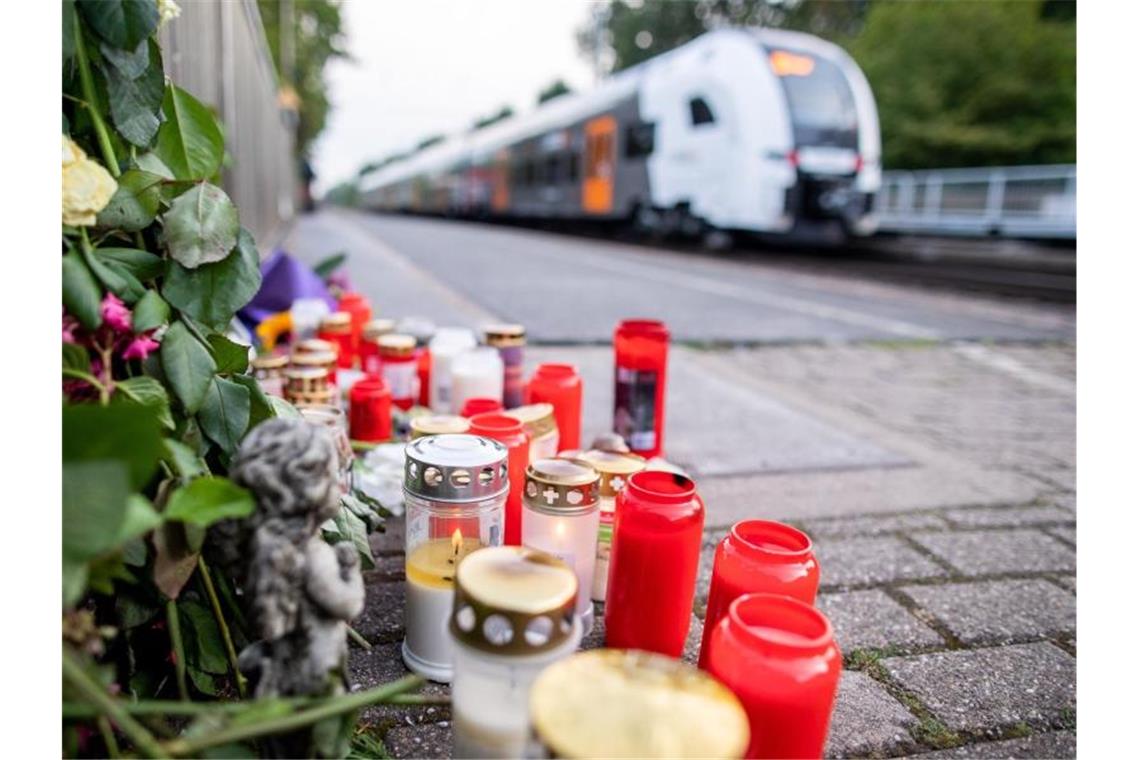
[343,341,1075,759]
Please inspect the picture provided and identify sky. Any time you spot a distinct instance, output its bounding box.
[310,0,602,194]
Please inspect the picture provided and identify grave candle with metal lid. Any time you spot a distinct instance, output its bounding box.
[402,434,508,682]
[705,593,841,759]
[397,317,436,408]
[503,403,559,462]
[410,414,470,439]
[359,318,396,374]
[348,375,392,443]
[291,339,338,385]
[468,413,529,546]
[284,366,334,408]
[525,363,582,451]
[570,448,646,602]
[299,404,353,491]
[449,546,581,758]
[377,333,418,410]
[317,311,355,369]
[521,458,601,633]
[529,649,750,759]
[605,469,704,656]
[483,323,526,408]
[452,347,504,416]
[252,353,288,398]
[613,318,670,458]
[697,520,818,670]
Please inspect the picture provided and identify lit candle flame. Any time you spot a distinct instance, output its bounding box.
[451,528,463,555]
[555,520,566,539]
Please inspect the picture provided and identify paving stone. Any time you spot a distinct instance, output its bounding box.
[910,529,1075,576]
[799,512,950,538]
[350,642,451,726]
[356,581,406,643]
[369,516,406,555]
[384,721,452,759]
[1053,575,1076,593]
[911,730,1075,758]
[825,671,918,758]
[583,606,705,665]
[883,643,1075,733]
[902,580,1074,644]
[819,589,943,652]
[363,553,406,583]
[1046,525,1076,547]
[943,506,1075,529]
[814,536,950,588]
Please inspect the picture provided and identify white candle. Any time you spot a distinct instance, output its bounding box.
[523,508,600,633]
[429,328,477,412]
[451,348,504,414]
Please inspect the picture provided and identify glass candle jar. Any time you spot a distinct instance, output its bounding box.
[605,470,705,656]
[429,327,477,412]
[706,593,841,759]
[613,318,670,458]
[449,546,581,759]
[504,403,559,463]
[349,376,392,443]
[521,458,601,634]
[416,344,432,408]
[403,434,508,682]
[291,341,338,386]
[359,318,395,375]
[337,291,372,362]
[697,520,819,670]
[460,397,504,418]
[529,649,750,759]
[317,311,355,370]
[410,414,470,439]
[251,353,288,398]
[283,366,333,407]
[452,347,504,416]
[571,449,646,603]
[467,412,528,546]
[525,363,582,451]
[483,323,526,409]
[377,333,418,410]
[299,404,353,491]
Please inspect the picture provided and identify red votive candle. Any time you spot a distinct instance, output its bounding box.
[526,363,582,451]
[337,292,372,362]
[460,397,504,418]
[318,312,356,369]
[468,412,529,546]
[707,593,841,759]
[613,319,670,458]
[604,470,704,656]
[415,345,432,407]
[698,520,819,669]
[348,376,392,442]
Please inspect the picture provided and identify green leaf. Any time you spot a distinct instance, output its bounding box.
[162,228,261,327]
[332,505,374,570]
[187,665,222,697]
[161,321,216,413]
[117,494,163,543]
[116,586,157,627]
[154,85,225,180]
[313,251,348,279]
[231,374,273,427]
[136,151,174,180]
[207,334,250,374]
[63,343,91,373]
[97,169,163,231]
[100,38,148,78]
[77,0,159,52]
[116,376,175,430]
[84,246,145,304]
[269,396,300,419]
[103,39,164,147]
[98,247,165,281]
[132,289,170,332]
[162,183,239,269]
[181,601,229,675]
[63,0,77,63]
[162,438,207,479]
[63,460,131,564]
[63,401,163,490]
[63,559,88,608]
[165,476,254,527]
[63,250,103,329]
[197,377,251,455]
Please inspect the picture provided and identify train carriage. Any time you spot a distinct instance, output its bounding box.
[360,28,881,243]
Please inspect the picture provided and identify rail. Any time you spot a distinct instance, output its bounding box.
[875,165,1075,240]
[159,0,296,248]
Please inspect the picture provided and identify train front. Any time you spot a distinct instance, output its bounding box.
[759,30,881,242]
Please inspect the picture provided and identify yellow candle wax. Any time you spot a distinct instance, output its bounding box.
[406,532,485,590]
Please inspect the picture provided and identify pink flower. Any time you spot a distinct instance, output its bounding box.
[62,309,79,344]
[101,293,132,333]
[122,334,160,361]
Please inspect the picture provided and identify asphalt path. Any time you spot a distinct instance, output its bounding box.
[286,210,1075,344]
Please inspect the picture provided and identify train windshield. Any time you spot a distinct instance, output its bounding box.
[768,48,858,149]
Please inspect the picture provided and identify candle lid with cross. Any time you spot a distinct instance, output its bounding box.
[405,434,509,503]
[524,458,600,516]
[570,449,646,498]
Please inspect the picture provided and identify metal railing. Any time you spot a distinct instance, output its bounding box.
[160,0,296,248]
[875,165,1075,239]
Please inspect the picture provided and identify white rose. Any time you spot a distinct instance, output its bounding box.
[62,136,117,227]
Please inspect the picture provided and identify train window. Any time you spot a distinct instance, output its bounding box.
[689,97,716,126]
[568,151,580,182]
[546,154,561,184]
[625,121,656,157]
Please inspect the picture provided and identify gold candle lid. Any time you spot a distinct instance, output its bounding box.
[524,458,599,515]
[378,333,416,357]
[252,353,289,371]
[363,318,396,340]
[319,311,351,333]
[410,414,471,439]
[529,649,750,758]
[503,403,556,439]
[450,546,577,655]
[483,323,526,347]
[294,338,336,355]
[571,449,646,498]
[589,432,631,454]
[290,350,337,369]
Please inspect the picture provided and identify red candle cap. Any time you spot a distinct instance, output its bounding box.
[729,520,813,562]
[351,375,389,395]
[727,593,835,656]
[533,363,578,379]
[624,469,696,504]
[468,412,525,438]
[460,397,504,418]
[616,319,670,339]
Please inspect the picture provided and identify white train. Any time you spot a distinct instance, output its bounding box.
[359,28,881,243]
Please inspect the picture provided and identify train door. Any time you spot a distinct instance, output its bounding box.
[492,148,510,213]
[583,115,616,214]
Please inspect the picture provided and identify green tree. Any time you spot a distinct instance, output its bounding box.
[472,105,515,131]
[537,79,574,105]
[257,0,350,157]
[850,0,1075,168]
[416,134,446,151]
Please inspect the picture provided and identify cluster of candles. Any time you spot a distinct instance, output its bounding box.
[255,294,842,758]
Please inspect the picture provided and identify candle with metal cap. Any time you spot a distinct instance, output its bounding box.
[402,434,508,682]
[449,546,581,758]
[521,458,601,633]
[570,448,646,602]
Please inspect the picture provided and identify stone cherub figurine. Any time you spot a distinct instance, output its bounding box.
[229,418,365,754]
